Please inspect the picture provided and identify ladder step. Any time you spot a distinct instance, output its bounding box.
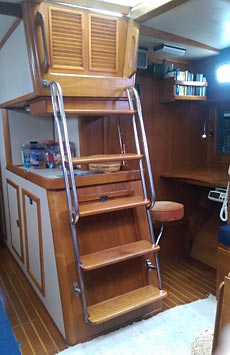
[66,109,136,115]
[81,240,160,270]
[80,196,150,217]
[88,285,167,324]
[29,98,136,116]
[70,153,143,165]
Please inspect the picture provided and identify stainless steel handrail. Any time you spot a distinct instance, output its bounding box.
[50,82,79,224]
[126,89,149,200]
[49,81,89,322]
[126,87,156,208]
[126,86,162,289]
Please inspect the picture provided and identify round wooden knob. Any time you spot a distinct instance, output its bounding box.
[150,201,184,222]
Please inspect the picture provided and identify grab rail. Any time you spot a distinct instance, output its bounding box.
[126,86,156,208]
[48,81,89,322]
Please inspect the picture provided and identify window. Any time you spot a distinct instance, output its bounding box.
[216,63,230,83]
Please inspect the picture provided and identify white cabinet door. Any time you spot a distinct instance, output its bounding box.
[22,189,45,296]
[0,187,6,239]
[6,179,24,262]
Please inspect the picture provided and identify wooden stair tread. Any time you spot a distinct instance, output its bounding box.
[65,109,136,115]
[81,240,160,270]
[88,285,167,324]
[80,196,150,217]
[70,153,143,165]
[29,98,136,116]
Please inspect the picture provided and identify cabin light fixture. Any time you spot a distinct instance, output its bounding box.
[216,63,230,83]
[202,119,214,139]
[153,44,186,57]
[202,120,207,139]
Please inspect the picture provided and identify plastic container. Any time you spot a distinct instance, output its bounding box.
[45,144,55,168]
[30,143,46,168]
[21,143,31,168]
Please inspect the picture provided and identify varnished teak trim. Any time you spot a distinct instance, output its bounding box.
[88,286,167,324]
[79,196,150,216]
[71,153,143,165]
[81,241,160,270]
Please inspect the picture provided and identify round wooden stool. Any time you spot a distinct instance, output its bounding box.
[150,201,184,245]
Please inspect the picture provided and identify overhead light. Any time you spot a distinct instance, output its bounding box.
[153,44,186,57]
[216,63,230,83]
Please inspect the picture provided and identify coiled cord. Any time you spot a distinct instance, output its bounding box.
[220,182,229,222]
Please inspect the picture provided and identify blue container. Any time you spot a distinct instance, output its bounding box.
[21,143,31,168]
[218,224,230,246]
[21,142,46,168]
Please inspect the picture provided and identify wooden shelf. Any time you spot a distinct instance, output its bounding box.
[173,95,207,101]
[79,196,150,217]
[88,285,167,324]
[161,164,229,188]
[160,77,208,103]
[175,80,208,87]
[70,153,143,165]
[80,241,160,270]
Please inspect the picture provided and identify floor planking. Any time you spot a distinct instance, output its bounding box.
[0,242,216,355]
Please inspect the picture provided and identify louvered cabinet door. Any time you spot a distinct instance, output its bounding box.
[48,7,86,72]
[47,7,127,76]
[89,14,119,73]
[25,2,137,97]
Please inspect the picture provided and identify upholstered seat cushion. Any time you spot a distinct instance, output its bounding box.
[218,224,230,246]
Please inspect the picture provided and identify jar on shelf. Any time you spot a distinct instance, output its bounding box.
[30,143,46,168]
[21,143,31,168]
[44,144,55,169]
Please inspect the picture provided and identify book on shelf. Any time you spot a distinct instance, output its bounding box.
[173,70,207,97]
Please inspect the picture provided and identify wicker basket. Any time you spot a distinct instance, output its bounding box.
[88,156,121,172]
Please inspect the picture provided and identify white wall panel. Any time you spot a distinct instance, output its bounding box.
[0,22,34,105]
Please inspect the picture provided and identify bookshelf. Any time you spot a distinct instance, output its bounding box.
[160,77,208,103]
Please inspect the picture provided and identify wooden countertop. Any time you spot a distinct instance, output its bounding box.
[6,165,141,190]
[161,164,229,188]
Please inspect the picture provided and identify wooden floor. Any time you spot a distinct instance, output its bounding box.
[0,242,216,355]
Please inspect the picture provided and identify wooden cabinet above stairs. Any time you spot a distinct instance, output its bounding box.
[0,1,139,107]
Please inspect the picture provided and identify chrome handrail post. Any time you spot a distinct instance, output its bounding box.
[50,82,79,224]
[126,86,162,289]
[49,81,89,322]
[126,88,148,199]
[132,87,156,208]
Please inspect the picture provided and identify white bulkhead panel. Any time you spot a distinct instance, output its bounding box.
[0,22,34,105]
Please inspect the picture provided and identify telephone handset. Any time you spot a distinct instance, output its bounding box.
[208,165,230,222]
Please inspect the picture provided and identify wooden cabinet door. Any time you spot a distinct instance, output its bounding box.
[6,179,24,262]
[0,187,6,240]
[23,1,138,97]
[0,165,6,239]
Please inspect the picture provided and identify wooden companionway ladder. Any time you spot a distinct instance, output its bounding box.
[48,81,167,324]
